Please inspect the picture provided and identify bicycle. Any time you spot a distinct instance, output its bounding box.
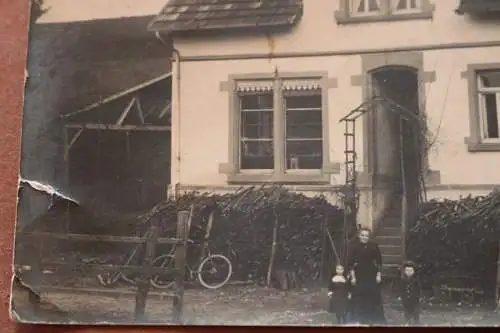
[96,228,170,287]
[150,239,233,290]
[96,238,144,287]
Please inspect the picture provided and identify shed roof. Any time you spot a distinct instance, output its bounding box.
[148,0,303,33]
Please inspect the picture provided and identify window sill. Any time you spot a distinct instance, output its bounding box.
[334,9,434,25]
[466,138,500,152]
[219,162,340,185]
[226,172,331,185]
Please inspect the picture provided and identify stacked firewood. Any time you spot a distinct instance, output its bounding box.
[136,186,345,283]
[407,190,500,290]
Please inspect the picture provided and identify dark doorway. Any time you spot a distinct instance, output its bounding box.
[370,66,423,231]
[69,130,171,216]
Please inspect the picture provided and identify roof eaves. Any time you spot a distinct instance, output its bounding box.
[147,0,303,34]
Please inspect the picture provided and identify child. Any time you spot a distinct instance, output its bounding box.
[400,261,421,326]
[328,265,351,325]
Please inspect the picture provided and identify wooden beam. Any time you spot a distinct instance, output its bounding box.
[20,231,180,244]
[18,261,179,275]
[64,123,171,131]
[134,216,160,320]
[63,127,69,162]
[69,128,84,146]
[158,101,172,119]
[172,211,189,323]
[116,97,136,125]
[61,72,173,119]
[135,97,145,124]
[29,285,176,300]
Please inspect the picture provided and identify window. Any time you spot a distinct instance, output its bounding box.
[350,0,382,17]
[219,72,338,184]
[237,84,323,172]
[464,64,500,152]
[239,93,274,170]
[477,70,500,141]
[284,92,323,170]
[336,0,434,24]
[391,0,421,13]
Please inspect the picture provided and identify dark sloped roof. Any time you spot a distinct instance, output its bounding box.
[148,0,303,33]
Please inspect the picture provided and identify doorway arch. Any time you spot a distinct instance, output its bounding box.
[367,65,424,235]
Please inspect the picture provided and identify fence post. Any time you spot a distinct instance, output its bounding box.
[172,211,189,324]
[134,218,159,321]
[266,211,279,287]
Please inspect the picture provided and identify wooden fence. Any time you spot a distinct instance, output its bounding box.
[15,210,191,323]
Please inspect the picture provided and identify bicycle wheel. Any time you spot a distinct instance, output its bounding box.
[120,272,138,286]
[198,254,232,289]
[150,254,177,289]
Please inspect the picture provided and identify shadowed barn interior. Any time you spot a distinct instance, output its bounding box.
[19,15,172,231]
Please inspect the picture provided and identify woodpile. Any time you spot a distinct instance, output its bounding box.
[407,190,500,293]
[136,186,345,284]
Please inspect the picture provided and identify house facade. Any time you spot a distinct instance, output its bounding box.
[150,0,500,233]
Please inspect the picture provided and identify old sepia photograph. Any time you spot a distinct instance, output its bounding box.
[10,0,500,327]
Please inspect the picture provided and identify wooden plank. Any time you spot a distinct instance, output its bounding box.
[439,286,483,294]
[199,211,214,261]
[34,285,176,300]
[134,218,160,321]
[20,231,180,244]
[61,72,172,119]
[17,262,180,275]
[158,101,171,119]
[64,128,84,160]
[64,123,171,131]
[266,211,279,287]
[116,97,136,125]
[135,97,145,124]
[172,211,189,324]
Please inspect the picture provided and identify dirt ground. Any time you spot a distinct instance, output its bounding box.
[12,284,500,326]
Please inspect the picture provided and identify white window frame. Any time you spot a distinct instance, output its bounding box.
[237,83,324,174]
[389,0,423,14]
[283,90,324,175]
[349,0,424,16]
[238,92,275,173]
[349,0,384,17]
[336,0,434,24]
[219,72,340,184]
[477,71,500,143]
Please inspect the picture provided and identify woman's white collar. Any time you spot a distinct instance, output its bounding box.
[332,275,346,283]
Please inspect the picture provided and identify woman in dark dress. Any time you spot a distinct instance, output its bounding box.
[347,227,386,325]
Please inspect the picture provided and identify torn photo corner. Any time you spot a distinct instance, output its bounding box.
[11,0,500,327]
[19,179,79,205]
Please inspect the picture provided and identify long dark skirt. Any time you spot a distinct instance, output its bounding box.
[351,272,386,324]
